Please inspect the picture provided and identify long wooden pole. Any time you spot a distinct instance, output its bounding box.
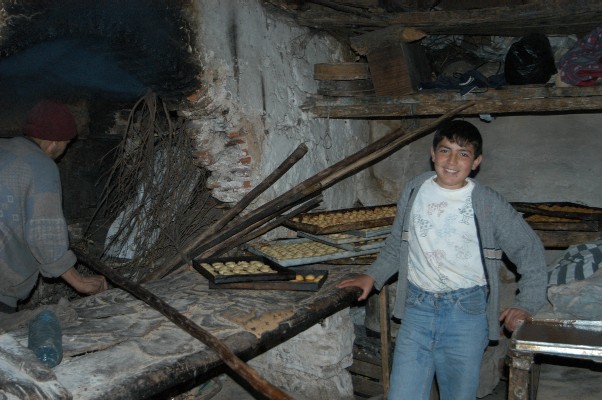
[73,247,293,400]
[199,195,323,258]
[194,103,474,256]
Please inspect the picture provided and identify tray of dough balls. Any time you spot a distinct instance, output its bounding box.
[208,269,329,292]
[244,237,382,267]
[283,204,397,235]
[192,256,295,284]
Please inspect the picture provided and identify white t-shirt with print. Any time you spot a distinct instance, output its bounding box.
[407,176,486,292]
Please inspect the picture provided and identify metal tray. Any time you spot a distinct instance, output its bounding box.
[245,238,382,267]
[512,319,602,360]
[298,231,387,251]
[208,269,328,292]
[283,204,396,235]
[511,202,602,221]
[345,225,392,238]
[192,256,295,284]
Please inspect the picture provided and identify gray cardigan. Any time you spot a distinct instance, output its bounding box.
[367,172,548,341]
[0,137,76,307]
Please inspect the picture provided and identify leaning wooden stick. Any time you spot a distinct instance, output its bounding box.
[200,195,323,258]
[73,247,293,400]
[188,143,309,254]
[195,103,475,256]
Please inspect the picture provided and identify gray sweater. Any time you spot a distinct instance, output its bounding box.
[367,172,548,341]
[0,137,76,307]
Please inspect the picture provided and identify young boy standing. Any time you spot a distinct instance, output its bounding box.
[337,120,548,399]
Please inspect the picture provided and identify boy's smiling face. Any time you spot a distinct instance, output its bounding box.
[431,137,482,190]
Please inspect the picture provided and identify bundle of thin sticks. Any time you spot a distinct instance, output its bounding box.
[144,102,474,282]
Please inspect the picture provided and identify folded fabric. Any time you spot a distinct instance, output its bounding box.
[558,25,602,86]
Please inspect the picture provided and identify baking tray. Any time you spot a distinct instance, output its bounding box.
[345,225,392,238]
[208,269,328,292]
[192,256,295,284]
[511,202,602,221]
[298,231,387,251]
[324,254,377,265]
[245,238,383,267]
[283,204,396,235]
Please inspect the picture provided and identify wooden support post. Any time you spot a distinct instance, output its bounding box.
[378,285,391,396]
[508,351,534,400]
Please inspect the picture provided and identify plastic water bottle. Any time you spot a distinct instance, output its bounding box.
[28,309,63,368]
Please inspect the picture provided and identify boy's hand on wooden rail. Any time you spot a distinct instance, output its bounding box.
[336,274,375,301]
[499,307,532,332]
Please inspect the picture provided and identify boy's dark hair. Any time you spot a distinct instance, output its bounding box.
[433,120,483,158]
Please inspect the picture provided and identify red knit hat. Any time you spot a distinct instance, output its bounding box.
[23,100,78,141]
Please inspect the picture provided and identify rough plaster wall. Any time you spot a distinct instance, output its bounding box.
[361,113,602,209]
[249,309,355,399]
[188,0,370,215]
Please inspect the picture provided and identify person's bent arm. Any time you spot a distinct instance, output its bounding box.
[61,267,108,295]
[336,274,375,301]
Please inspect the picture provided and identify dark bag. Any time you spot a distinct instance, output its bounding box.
[504,33,557,84]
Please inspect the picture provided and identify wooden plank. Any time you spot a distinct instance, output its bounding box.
[535,230,602,249]
[288,0,602,36]
[353,345,382,365]
[351,374,383,397]
[304,85,602,118]
[350,25,427,56]
[317,79,375,97]
[367,44,419,96]
[348,358,382,379]
[314,63,371,80]
[526,220,599,232]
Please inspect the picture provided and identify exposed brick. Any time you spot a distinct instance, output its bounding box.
[227,131,244,139]
[186,89,204,103]
[243,180,252,189]
[226,139,245,146]
[239,156,252,164]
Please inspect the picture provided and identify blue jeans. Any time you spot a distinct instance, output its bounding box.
[388,283,489,400]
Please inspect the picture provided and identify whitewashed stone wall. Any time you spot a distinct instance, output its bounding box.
[184,0,371,211]
[249,309,355,399]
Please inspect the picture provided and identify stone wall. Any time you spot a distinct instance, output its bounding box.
[183,0,371,211]
[249,309,355,399]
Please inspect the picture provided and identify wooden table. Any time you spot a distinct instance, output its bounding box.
[508,319,602,400]
[3,263,366,400]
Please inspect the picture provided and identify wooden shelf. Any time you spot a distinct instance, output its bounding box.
[304,85,602,118]
[275,0,602,37]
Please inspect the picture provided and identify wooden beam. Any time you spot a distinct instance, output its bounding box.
[289,0,602,36]
[74,247,294,400]
[304,85,602,118]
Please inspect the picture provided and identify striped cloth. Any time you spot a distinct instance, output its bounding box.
[548,237,602,286]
